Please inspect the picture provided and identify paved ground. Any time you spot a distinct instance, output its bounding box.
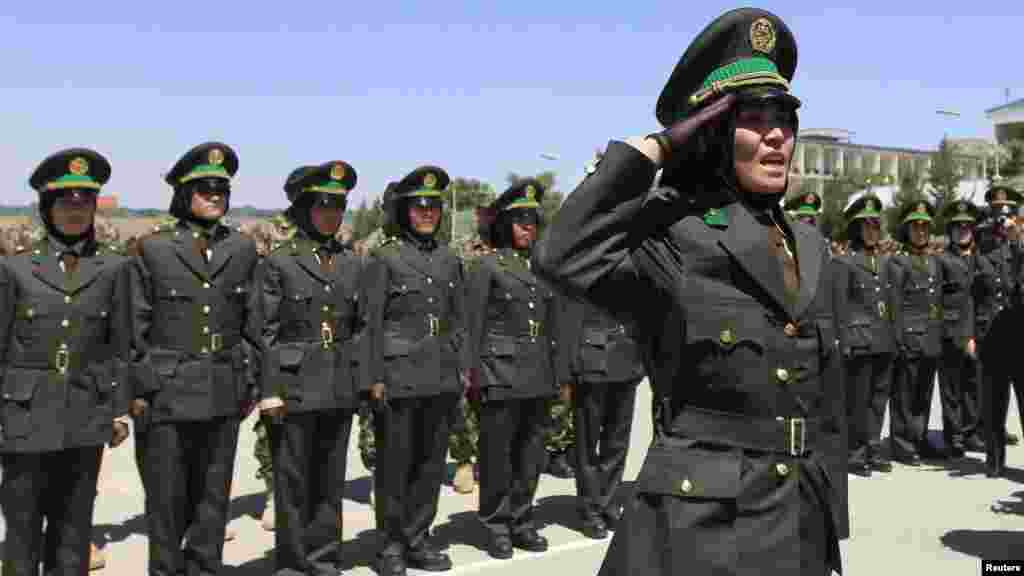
[2,378,1023,575]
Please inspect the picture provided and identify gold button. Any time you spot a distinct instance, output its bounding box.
[679,478,693,494]
[322,305,330,312]
[170,289,178,297]
[775,368,790,382]
[61,319,70,328]
[202,326,210,334]
[26,308,34,318]
[784,323,797,337]
[325,286,331,292]
[776,463,790,477]
[202,305,211,314]
[719,329,734,344]
[192,232,200,239]
[426,277,433,284]
[203,282,211,289]
[528,302,535,309]
[64,296,72,304]
[201,346,209,354]
[101,311,107,318]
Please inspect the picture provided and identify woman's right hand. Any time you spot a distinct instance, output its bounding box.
[631,93,737,166]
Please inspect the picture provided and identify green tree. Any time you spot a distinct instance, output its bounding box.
[992,139,1024,182]
[926,137,964,234]
[350,196,384,242]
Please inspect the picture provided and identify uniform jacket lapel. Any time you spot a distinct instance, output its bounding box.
[172,229,209,281]
[498,249,537,288]
[791,219,823,320]
[208,230,236,279]
[30,244,67,294]
[293,242,330,285]
[716,203,788,314]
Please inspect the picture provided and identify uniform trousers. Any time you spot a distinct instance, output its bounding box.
[890,356,938,457]
[373,394,457,556]
[136,417,240,576]
[984,362,1024,469]
[478,397,549,537]
[572,379,639,519]
[936,340,969,446]
[843,353,892,464]
[1,446,103,576]
[269,409,354,574]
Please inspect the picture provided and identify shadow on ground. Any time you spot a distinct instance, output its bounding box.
[941,529,1024,560]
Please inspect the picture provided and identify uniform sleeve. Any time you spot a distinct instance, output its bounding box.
[531,140,662,326]
[258,256,283,403]
[449,255,470,373]
[126,239,155,397]
[558,295,585,383]
[831,259,852,358]
[349,256,370,395]
[887,257,905,354]
[241,242,264,403]
[545,280,563,392]
[0,262,13,367]
[361,253,391,388]
[110,257,134,417]
[465,257,493,379]
[827,255,850,540]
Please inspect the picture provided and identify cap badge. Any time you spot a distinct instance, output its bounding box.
[68,157,89,176]
[958,202,967,213]
[423,172,437,189]
[525,185,536,202]
[208,148,225,166]
[750,18,777,54]
[330,163,346,181]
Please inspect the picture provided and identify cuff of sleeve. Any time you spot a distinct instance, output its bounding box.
[114,415,132,425]
[259,397,285,411]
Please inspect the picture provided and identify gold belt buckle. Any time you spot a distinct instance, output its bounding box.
[528,319,541,339]
[428,314,439,337]
[787,417,806,456]
[321,321,335,349]
[210,333,223,353]
[877,301,887,320]
[55,344,70,375]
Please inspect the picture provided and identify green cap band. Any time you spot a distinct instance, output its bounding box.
[179,164,230,184]
[852,206,881,220]
[46,174,100,191]
[505,199,540,210]
[304,180,348,194]
[948,214,974,223]
[902,212,932,224]
[794,204,818,216]
[405,188,443,199]
[690,57,789,106]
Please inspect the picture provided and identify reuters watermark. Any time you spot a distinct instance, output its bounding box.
[984,560,1024,574]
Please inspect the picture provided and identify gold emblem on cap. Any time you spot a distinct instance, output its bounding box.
[958,202,967,213]
[330,163,346,181]
[525,185,537,202]
[68,157,89,176]
[208,148,225,166]
[750,17,777,54]
[423,172,437,189]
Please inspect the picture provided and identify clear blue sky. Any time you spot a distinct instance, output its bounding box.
[0,1,1019,210]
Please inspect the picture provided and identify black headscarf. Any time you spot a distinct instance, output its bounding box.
[39,192,95,247]
[169,179,231,229]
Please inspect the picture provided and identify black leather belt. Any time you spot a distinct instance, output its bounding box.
[667,408,830,457]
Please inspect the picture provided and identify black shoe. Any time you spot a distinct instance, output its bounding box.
[1007,432,1019,446]
[511,528,549,552]
[918,443,948,460]
[406,544,452,572]
[986,461,1005,478]
[602,505,623,530]
[488,535,513,560]
[375,554,407,576]
[869,457,893,473]
[948,443,966,458]
[847,462,872,477]
[580,517,608,540]
[895,453,922,466]
[965,436,986,452]
[546,452,574,478]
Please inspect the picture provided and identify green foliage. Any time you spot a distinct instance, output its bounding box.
[926,137,964,235]
[992,139,1024,182]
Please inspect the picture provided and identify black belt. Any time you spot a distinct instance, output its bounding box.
[667,408,830,457]
[152,331,242,357]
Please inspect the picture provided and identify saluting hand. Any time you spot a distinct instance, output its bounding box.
[370,382,387,412]
[637,93,737,166]
[262,405,286,423]
[130,398,148,420]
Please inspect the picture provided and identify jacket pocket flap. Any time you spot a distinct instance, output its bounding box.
[150,349,180,377]
[583,330,608,346]
[278,346,305,368]
[634,443,742,500]
[84,362,116,392]
[687,319,765,353]
[482,338,518,357]
[384,338,412,358]
[2,369,41,402]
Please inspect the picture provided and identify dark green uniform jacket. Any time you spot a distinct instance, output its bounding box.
[533,141,849,575]
[258,235,364,411]
[887,252,969,358]
[362,236,467,399]
[127,221,262,423]
[467,248,561,401]
[834,251,895,357]
[560,296,644,384]
[0,237,130,453]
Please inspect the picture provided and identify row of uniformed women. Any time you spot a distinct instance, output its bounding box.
[0,145,642,576]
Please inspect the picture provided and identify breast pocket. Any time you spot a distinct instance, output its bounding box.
[14,302,47,344]
[282,289,313,326]
[387,276,425,316]
[579,330,609,374]
[685,308,766,387]
[1,368,44,440]
[157,286,193,319]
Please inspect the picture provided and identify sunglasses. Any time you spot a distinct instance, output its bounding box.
[311,193,347,210]
[54,189,98,205]
[861,217,881,227]
[193,178,231,198]
[507,209,540,226]
[409,197,444,210]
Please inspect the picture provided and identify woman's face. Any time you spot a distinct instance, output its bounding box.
[733,101,796,195]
